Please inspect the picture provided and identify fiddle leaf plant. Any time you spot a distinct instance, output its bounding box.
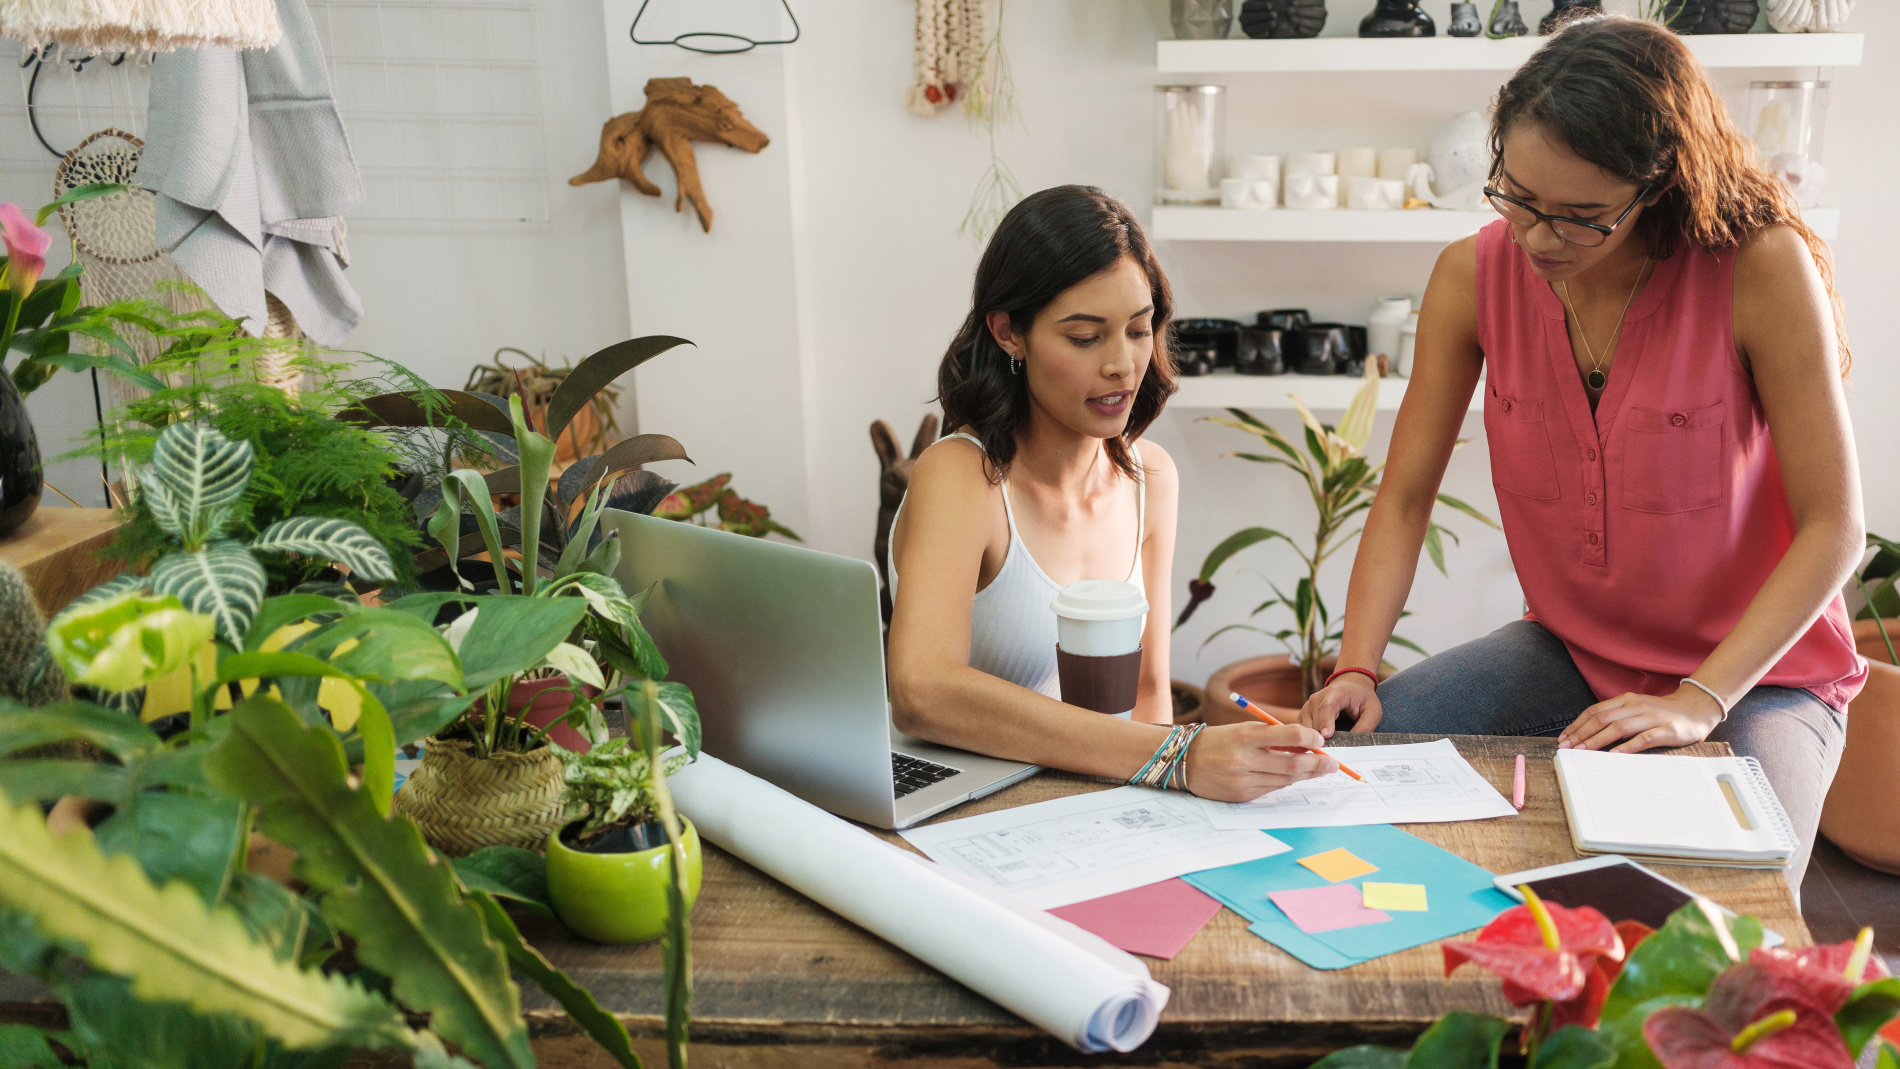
[1176,363,1499,700]
[90,421,397,645]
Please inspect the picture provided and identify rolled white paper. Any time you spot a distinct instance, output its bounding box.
[667,755,1172,1053]
[1338,147,1377,178]
[1377,147,1418,181]
[1233,154,1280,182]
[1284,150,1335,177]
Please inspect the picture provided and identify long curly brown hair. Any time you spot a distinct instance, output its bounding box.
[1491,14,1848,371]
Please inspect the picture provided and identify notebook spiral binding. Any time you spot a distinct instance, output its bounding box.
[1738,756,1800,854]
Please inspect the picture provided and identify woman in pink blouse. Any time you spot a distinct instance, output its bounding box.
[1298,15,1865,890]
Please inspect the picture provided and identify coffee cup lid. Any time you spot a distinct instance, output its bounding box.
[1050,580,1149,622]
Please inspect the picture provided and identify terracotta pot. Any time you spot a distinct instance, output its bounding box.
[1170,680,1207,725]
[1821,656,1900,875]
[1203,654,1391,727]
[501,675,600,753]
[1853,618,1900,666]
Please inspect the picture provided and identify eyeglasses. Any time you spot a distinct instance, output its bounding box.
[1483,184,1650,248]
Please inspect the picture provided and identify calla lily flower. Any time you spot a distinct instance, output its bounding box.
[1644,960,1857,1069]
[45,591,216,693]
[1443,894,1625,1005]
[0,202,51,299]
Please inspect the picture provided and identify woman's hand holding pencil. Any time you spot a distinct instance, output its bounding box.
[1230,693,1365,783]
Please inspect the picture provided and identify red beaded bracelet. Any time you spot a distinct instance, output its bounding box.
[1325,666,1380,689]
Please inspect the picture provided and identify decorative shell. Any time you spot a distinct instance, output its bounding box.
[1765,0,1853,33]
[1667,0,1760,33]
[1238,0,1326,38]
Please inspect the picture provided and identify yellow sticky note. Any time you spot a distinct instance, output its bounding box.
[1297,848,1379,883]
[1361,882,1429,912]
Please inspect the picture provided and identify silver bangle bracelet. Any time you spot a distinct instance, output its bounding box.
[1679,677,1729,722]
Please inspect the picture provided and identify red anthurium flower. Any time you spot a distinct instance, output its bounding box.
[0,203,50,299]
[1644,961,1856,1069]
[1545,919,1657,1032]
[1745,928,1889,1015]
[1444,895,1624,1004]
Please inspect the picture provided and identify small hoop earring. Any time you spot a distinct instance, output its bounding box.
[1006,350,1020,376]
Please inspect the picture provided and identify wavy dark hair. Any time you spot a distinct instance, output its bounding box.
[935,185,1177,482]
[1491,14,1848,370]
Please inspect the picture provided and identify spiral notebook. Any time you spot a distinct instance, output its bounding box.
[1553,749,1797,869]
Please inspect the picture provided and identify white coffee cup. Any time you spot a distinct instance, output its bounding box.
[1378,147,1419,181]
[1052,580,1148,656]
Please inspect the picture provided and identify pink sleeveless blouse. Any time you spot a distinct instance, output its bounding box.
[1473,220,1865,710]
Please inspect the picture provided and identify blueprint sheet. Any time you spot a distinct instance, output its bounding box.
[1199,739,1517,831]
[900,786,1290,909]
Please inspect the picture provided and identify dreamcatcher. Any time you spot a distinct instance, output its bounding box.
[54,128,304,407]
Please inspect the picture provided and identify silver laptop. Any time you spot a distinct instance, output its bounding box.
[603,509,1040,829]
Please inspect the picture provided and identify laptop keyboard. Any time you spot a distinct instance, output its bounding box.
[892,753,961,798]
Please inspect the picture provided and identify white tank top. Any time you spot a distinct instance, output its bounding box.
[889,432,1146,698]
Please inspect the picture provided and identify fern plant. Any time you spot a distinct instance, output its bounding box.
[86,422,396,645]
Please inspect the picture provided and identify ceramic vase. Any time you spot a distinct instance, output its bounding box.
[1237,327,1286,375]
[1367,296,1412,371]
[1238,0,1326,38]
[1539,0,1602,33]
[1488,0,1528,36]
[1359,0,1433,36]
[0,370,42,539]
[547,817,703,944]
[1667,0,1758,33]
[1447,2,1482,35]
[1171,0,1234,39]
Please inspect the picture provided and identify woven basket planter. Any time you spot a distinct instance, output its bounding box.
[394,738,568,858]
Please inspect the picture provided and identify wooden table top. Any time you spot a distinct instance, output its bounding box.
[515,733,1808,1053]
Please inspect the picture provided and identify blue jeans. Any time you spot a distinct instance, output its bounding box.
[1374,620,1845,894]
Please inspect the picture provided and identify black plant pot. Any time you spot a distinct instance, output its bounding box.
[1238,328,1287,375]
[1288,324,1349,376]
[1340,326,1369,377]
[1173,318,1244,369]
[1359,0,1433,37]
[1666,0,1757,33]
[1447,2,1482,35]
[1259,308,1311,332]
[0,370,42,538]
[1238,0,1326,38]
[1540,0,1602,33]
[1177,344,1219,377]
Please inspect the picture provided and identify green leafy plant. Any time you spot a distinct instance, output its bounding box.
[652,472,801,540]
[1309,893,1900,1069]
[0,592,660,1068]
[75,421,397,647]
[554,682,701,846]
[1857,533,1898,666]
[1176,365,1498,699]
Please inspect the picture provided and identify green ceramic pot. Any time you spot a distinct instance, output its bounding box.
[546,816,702,945]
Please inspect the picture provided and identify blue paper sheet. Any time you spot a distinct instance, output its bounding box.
[1187,825,1514,971]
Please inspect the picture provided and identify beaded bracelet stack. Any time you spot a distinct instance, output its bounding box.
[1128,723,1206,792]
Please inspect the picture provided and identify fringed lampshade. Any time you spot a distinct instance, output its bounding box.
[0,0,281,52]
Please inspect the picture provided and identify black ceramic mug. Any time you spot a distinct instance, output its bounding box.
[1259,308,1310,332]
[1237,327,1286,375]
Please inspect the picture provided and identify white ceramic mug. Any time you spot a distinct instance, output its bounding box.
[1221,177,1278,210]
[1285,150,1336,177]
[1284,172,1339,210]
[1233,154,1281,182]
[1338,147,1377,178]
[1378,147,1418,181]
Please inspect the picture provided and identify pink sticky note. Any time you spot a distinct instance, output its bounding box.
[1268,883,1393,934]
[1047,878,1224,960]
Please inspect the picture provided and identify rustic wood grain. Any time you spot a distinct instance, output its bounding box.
[0,507,121,614]
[515,734,1807,1052]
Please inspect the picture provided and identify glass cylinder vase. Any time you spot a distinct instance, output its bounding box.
[1155,85,1226,206]
[1747,80,1829,207]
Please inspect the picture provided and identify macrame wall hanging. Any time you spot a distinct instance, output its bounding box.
[908,0,1020,243]
[0,0,281,53]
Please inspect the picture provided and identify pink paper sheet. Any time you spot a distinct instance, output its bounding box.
[1047,878,1224,960]
[1267,883,1393,934]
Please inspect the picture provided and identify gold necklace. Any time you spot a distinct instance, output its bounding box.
[1557,258,1650,392]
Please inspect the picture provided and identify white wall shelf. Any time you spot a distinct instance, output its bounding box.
[1156,33,1863,74]
[1172,371,1484,412]
[1152,206,1841,243]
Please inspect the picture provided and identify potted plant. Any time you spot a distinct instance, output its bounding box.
[1820,533,1900,873]
[1307,891,1898,1069]
[1175,364,1497,722]
[546,678,704,945]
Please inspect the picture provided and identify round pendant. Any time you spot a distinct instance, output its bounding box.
[1587,369,1607,391]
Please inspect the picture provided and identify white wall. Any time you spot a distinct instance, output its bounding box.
[18,0,631,507]
[602,0,1897,688]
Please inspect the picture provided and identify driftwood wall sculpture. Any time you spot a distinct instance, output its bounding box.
[570,77,769,233]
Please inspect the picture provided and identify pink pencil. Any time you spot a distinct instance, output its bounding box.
[1512,754,1527,810]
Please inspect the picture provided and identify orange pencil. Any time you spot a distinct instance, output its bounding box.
[1228,692,1365,782]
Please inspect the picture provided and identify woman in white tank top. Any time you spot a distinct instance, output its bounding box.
[886,186,1339,803]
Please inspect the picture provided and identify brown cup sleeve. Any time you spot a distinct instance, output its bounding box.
[1056,645,1143,715]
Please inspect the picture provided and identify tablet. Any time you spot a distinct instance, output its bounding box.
[1493,855,1783,947]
